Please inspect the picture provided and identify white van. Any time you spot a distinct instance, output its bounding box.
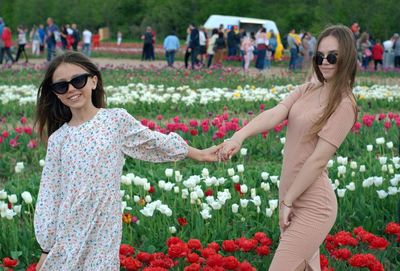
[204,14,284,59]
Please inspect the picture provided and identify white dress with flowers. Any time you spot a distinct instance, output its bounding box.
[34,108,188,271]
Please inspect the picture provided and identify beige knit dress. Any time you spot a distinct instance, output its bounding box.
[268,83,356,271]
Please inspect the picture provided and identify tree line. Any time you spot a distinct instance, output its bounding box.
[0,0,398,41]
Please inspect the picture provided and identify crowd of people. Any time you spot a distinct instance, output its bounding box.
[2,16,400,72]
[0,17,97,65]
[350,22,400,70]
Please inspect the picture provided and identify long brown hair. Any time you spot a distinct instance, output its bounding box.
[35,52,106,141]
[310,25,358,137]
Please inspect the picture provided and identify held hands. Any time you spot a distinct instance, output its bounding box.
[217,138,242,161]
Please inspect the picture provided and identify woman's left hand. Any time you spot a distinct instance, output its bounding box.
[279,204,294,232]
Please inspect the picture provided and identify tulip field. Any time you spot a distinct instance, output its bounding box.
[0,64,399,270]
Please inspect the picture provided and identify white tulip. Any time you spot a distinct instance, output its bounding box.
[200,209,212,219]
[143,182,151,191]
[232,175,240,183]
[280,137,286,144]
[181,189,189,199]
[362,177,374,187]
[381,165,388,172]
[269,199,278,211]
[5,209,16,220]
[386,141,393,149]
[175,171,183,182]
[0,201,7,212]
[231,203,239,213]
[265,208,273,217]
[270,176,279,183]
[250,188,257,198]
[39,159,45,167]
[346,182,356,191]
[359,165,366,172]
[145,195,152,203]
[327,160,334,168]
[375,137,385,145]
[174,186,180,194]
[261,172,269,181]
[251,196,262,207]
[337,166,346,176]
[158,180,166,189]
[210,201,222,210]
[350,161,357,169]
[227,168,235,176]
[240,199,249,208]
[163,182,175,191]
[388,164,394,174]
[367,145,373,152]
[190,191,198,201]
[373,177,383,187]
[390,176,399,186]
[8,194,17,204]
[379,157,387,165]
[261,182,270,192]
[15,162,24,173]
[120,190,125,197]
[240,148,248,156]
[13,205,21,214]
[165,168,173,178]
[0,190,7,200]
[237,164,244,173]
[202,168,209,177]
[218,177,226,185]
[337,189,346,198]
[240,184,248,194]
[388,187,398,195]
[376,190,388,199]
[169,226,177,234]
[126,173,135,182]
[133,195,140,203]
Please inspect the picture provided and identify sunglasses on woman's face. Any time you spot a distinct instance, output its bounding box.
[51,73,92,95]
[315,52,338,65]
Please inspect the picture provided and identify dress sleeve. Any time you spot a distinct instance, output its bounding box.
[318,99,356,148]
[119,109,188,162]
[279,83,311,111]
[34,135,62,252]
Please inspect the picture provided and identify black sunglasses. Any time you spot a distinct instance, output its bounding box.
[315,52,338,65]
[51,73,92,95]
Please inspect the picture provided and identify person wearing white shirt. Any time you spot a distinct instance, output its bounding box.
[383,38,394,68]
[82,29,92,57]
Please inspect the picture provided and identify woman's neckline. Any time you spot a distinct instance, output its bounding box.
[65,108,103,128]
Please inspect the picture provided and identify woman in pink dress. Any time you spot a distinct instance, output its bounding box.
[34,51,221,271]
[219,25,358,270]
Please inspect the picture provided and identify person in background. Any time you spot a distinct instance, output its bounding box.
[38,24,46,54]
[213,31,226,66]
[117,31,122,46]
[198,26,207,65]
[268,30,278,61]
[207,28,218,68]
[141,26,154,61]
[188,23,200,69]
[15,25,29,63]
[372,39,383,71]
[394,33,400,68]
[287,28,300,70]
[45,17,58,62]
[82,28,92,57]
[71,24,80,51]
[163,29,180,67]
[30,25,41,56]
[0,25,14,64]
[383,34,395,69]
[240,32,254,74]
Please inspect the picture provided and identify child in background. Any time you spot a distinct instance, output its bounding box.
[372,39,384,71]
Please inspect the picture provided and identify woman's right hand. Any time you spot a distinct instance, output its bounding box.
[218,138,242,161]
[36,253,48,271]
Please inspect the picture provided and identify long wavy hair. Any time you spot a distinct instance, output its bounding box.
[35,52,106,141]
[310,25,358,137]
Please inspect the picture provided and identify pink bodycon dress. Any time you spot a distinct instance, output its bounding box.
[268,82,356,271]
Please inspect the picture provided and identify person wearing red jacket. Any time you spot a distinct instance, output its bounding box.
[372,39,384,71]
[0,26,15,64]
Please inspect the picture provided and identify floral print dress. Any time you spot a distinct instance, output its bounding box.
[34,108,188,270]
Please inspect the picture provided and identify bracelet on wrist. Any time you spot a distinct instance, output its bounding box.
[281,200,292,208]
